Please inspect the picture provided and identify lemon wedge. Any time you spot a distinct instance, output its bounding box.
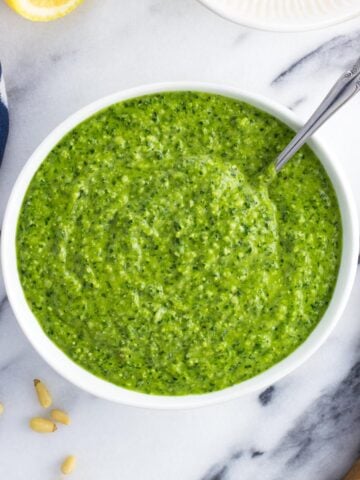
[5,0,84,21]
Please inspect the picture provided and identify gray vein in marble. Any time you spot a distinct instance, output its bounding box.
[200,447,273,480]
[201,465,228,480]
[271,31,360,86]
[232,33,248,46]
[251,450,264,458]
[5,83,27,104]
[200,360,360,480]
[148,1,162,14]
[0,295,8,314]
[287,96,306,111]
[6,47,78,104]
[49,49,77,65]
[0,352,23,374]
[266,360,360,479]
[201,450,243,480]
[259,386,275,406]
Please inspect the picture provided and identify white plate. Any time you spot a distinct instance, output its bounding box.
[198,0,360,31]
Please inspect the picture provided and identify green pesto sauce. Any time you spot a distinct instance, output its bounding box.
[17,92,342,395]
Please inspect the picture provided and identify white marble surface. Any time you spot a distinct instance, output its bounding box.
[1,1,360,479]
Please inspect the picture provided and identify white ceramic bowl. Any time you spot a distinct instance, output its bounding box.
[198,0,360,32]
[2,82,358,409]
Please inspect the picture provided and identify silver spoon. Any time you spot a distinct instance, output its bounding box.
[275,57,360,172]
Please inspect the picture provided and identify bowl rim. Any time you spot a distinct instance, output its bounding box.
[2,81,358,409]
[196,0,360,32]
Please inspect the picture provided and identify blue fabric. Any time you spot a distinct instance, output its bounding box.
[0,63,9,166]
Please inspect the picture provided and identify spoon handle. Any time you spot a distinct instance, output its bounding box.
[275,57,360,172]
[342,458,360,480]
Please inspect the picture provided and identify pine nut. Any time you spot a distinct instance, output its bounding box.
[34,379,52,408]
[50,409,71,425]
[61,455,76,475]
[29,417,57,433]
